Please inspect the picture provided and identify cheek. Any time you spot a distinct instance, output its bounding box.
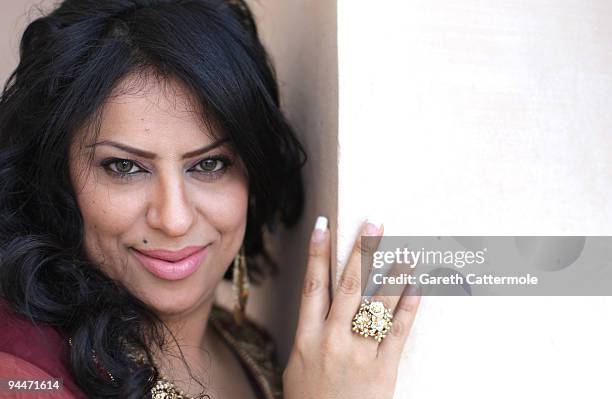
[83,190,144,222]
[195,179,249,235]
[75,181,146,264]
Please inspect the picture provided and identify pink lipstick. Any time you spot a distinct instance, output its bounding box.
[130,245,209,281]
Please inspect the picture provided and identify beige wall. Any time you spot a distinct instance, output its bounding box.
[0,1,56,83]
[220,0,338,365]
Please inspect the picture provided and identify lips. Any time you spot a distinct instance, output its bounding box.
[130,245,209,281]
[134,246,205,262]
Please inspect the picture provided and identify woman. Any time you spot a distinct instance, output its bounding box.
[0,0,421,398]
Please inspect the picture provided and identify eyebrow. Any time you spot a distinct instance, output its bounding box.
[85,137,231,159]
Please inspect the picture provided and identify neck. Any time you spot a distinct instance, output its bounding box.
[160,298,215,351]
[153,295,218,390]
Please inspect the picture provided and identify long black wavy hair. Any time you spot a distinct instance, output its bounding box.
[0,0,306,397]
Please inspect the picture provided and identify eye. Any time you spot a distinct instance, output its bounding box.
[192,155,231,174]
[113,160,138,174]
[190,155,233,180]
[100,158,145,178]
[197,158,224,172]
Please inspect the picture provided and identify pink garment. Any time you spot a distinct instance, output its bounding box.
[0,299,86,399]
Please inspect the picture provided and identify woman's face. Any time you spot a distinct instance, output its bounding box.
[69,75,249,318]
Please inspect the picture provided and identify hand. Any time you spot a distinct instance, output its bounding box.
[283,217,421,399]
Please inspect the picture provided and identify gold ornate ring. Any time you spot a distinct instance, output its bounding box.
[351,299,393,343]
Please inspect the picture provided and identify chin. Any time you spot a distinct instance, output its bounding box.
[128,275,215,318]
[143,288,210,317]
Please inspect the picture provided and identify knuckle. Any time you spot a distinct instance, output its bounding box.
[397,299,417,314]
[309,237,328,258]
[302,274,322,297]
[389,319,406,337]
[354,237,373,257]
[338,272,361,295]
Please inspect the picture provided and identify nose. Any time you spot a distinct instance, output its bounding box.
[146,172,196,237]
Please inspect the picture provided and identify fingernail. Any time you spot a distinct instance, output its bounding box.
[365,218,383,236]
[312,216,328,243]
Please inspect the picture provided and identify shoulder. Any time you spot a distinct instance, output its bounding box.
[0,298,87,399]
[0,299,68,371]
[0,352,77,399]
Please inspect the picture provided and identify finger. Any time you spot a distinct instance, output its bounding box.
[296,216,331,336]
[366,261,410,328]
[376,283,421,363]
[328,219,383,327]
[353,258,412,353]
[368,242,418,316]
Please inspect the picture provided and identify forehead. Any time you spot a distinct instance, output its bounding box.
[80,73,223,153]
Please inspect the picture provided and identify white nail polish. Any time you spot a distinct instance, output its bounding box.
[314,216,328,231]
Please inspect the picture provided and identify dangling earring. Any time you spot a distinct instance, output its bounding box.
[232,245,249,326]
